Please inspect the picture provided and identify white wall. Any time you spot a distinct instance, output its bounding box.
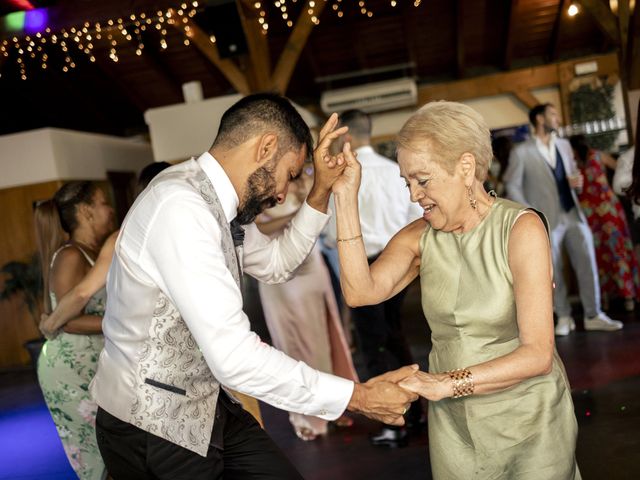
[370,88,561,139]
[370,84,632,148]
[0,128,154,189]
[144,94,320,163]
[0,129,58,188]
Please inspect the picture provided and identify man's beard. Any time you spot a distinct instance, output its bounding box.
[236,162,278,225]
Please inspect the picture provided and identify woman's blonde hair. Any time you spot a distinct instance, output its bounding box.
[33,199,67,313]
[397,101,493,181]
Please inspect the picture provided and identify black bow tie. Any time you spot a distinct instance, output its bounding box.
[230,219,245,247]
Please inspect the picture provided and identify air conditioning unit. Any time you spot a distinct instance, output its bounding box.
[320,78,418,114]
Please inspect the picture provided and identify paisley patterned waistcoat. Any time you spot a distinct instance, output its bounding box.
[129,159,242,457]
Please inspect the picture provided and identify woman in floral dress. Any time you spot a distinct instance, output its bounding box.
[34,181,115,479]
[570,135,639,310]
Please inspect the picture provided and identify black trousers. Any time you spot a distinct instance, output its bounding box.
[95,393,303,480]
[351,273,423,425]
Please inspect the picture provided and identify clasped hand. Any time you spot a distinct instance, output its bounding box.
[348,365,420,426]
[310,113,361,197]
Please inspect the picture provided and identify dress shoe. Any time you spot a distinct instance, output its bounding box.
[584,313,623,331]
[369,427,408,448]
[555,316,575,336]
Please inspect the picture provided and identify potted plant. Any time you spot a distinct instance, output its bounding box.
[0,253,44,369]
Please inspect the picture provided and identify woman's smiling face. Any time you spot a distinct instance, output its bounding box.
[398,146,470,233]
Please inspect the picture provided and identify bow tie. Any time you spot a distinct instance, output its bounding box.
[230,219,245,247]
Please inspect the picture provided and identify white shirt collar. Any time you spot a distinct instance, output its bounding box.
[197,151,239,224]
[534,131,557,150]
[356,145,375,155]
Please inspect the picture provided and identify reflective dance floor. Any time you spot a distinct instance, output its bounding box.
[1,281,638,479]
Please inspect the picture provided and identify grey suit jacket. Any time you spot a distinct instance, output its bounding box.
[503,136,585,230]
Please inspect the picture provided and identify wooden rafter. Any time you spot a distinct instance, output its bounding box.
[549,0,567,61]
[417,53,619,116]
[503,0,518,70]
[455,0,465,78]
[236,0,272,91]
[513,89,541,109]
[618,0,630,59]
[271,0,327,94]
[628,1,640,89]
[168,8,250,94]
[576,0,619,44]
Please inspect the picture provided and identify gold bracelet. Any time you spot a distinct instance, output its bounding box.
[337,234,363,243]
[446,368,474,398]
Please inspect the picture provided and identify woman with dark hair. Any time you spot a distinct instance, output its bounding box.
[39,162,171,336]
[35,181,115,480]
[570,134,638,311]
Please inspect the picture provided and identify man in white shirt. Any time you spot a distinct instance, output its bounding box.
[504,103,622,336]
[91,94,417,479]
[324,109,424,448]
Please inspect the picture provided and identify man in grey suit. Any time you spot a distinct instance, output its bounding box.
[504,103,622,335]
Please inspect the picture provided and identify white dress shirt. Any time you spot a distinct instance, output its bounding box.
[535,133,558,169]
[91,152,354,423]
[325,146,423,257]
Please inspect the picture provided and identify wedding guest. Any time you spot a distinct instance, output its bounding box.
[333,101,581,479]
[35,181,115,479]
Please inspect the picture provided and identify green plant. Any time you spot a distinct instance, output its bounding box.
[0,253,43,331]
[569,82,617,151]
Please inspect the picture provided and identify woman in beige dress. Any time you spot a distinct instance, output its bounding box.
[332,101,580,479]
[257,166,359,441]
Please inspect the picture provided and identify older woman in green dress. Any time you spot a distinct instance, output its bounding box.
[333,101,580,479]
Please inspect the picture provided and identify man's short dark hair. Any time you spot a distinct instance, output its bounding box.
[212,93,313,162]
[528,103,552,127]
[338,109,372,138]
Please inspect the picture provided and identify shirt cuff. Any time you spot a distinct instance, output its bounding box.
[304,372,354,420]
[290,201,331,238]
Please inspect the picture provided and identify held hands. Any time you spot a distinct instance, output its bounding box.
[310,113,350,197]
[399,370,452,401]
[331,140,361,199]
[347,365,420,426]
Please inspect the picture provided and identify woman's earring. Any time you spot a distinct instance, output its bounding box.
[466,185,477,210]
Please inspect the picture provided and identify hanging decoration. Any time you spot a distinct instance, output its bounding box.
[0,0,424,80]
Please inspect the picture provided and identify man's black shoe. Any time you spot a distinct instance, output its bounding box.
[369,427,408,448]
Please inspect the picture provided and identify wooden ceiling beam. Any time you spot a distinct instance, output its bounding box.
[236,0,272,91]
[576,0,619,44]
[628,0,640,89]
[513,89,541,109]
[168,8,250,95]
[549,0,567,61]
[503,0,518,70]
[271,0,326,95]
[455,0,465,78]
[417,53,619,106]
[618,0,630,59]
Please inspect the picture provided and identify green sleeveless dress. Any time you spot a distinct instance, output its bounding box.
[419,198,581,480]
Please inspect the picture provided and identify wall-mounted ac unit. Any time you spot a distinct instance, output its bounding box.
[320,78,418,114]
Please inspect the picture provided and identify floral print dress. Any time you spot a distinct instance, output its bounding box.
[37,245,107,480]
[578,149,640,301]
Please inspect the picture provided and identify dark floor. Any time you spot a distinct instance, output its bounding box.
[260,283,640,480]
[1,282,639,479]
